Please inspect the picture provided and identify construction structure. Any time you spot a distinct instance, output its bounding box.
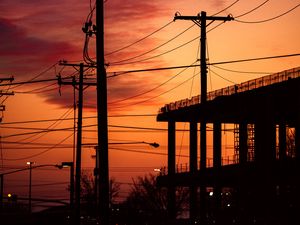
[157,67,300,225]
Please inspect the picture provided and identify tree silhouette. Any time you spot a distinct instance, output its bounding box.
[120,174,188,224]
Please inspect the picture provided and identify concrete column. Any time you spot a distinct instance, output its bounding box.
[200,121,207,170]
[189,122,198,221]
[213,122,222,168]
[167,121,176,219]
[199,121,207,223]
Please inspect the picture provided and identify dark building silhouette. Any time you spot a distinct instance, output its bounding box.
[157,67,300,225]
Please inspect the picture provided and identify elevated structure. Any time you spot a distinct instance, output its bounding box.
[157,67,300,224]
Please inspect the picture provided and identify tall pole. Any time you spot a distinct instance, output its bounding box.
[96,0,110,224]
[174,11,233,224]
[28,162,33,213]
[0,174,3,210]
[75,63,84,224]
[70,163,74,211]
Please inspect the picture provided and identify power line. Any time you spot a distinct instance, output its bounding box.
[108,53,300,77]
[0,78,59,87]
[105,20,174,56]
[108,61,198,105]
[112,71,200,109]
[209,68,236,84]
[11,63,58,89]
[211,65,271,74]
[0,114,156,125]
[212,0,240,16]
[2,133,74,161]
[106,19,226,68]
[13,83,57,94]
[235,3,300,23]
[235,0,269,18]
[109,23,196,65]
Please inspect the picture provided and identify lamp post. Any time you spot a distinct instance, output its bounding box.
[26,161,34,213]
[58,162,74,210]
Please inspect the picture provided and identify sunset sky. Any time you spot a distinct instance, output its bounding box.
[0,0,300,207]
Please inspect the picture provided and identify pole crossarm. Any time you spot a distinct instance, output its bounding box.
[174,13,234,27]
[0,77,14,83]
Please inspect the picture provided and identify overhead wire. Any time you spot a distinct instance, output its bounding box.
[11,63,58,89]
[235,0,270,18]
[107,53,300,77]
[212,0,240,16]
[235,3,300,23]
[108,60,198,105]
[112,71,200,109]
[2,132,74,161]
[0,114,156,125]
[211,65,271,74]
[209,68,236,84]
[13,83,57,94]
[105,20,174,56]
[109,23,196,65]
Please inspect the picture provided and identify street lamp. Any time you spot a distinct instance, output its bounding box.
[26,161,34,213]
[57,162,74,210]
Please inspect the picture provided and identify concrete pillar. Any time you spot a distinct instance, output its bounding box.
[200,121,207,223]
[189,122,198,221]
[213,122,222,168]
[167,121,176,219]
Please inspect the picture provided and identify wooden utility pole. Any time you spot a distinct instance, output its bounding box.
[58,62,95,225]
[0,77,14,122]
[174,11,233,223]
[96,0,110,224]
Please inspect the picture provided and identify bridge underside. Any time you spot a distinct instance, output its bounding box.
[157,76,300,224]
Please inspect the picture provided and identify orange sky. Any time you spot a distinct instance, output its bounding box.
[0,0,300,207]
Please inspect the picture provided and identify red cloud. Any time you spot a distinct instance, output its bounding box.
[0,18,78,76]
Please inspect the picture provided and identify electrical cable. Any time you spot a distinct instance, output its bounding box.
[0,114,156,125]
[11,63,58,89]
[235,3,300,23]
[235,0,269,18]
[105,20,174,56]
[106,21,226,70]
[211,65,271,74]
[109,23,196,65]
[112,71,200,109]
[108,61,198,105]
[209,68,236,84]
[107,53,300,77]
[2,133,74,161]
[212,0,240,16]
[13,83,57,94]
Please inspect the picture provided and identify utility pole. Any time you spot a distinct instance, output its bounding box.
[96,0,110,224]
[0,174,3,210]
[58,62,96,225]
[0,77,14,122]
[174,11,233,223]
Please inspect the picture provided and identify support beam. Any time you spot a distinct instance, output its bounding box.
[190,122,198,172]
[189,122,198,221]
[167,121,176,219]
[213,122,222,168]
